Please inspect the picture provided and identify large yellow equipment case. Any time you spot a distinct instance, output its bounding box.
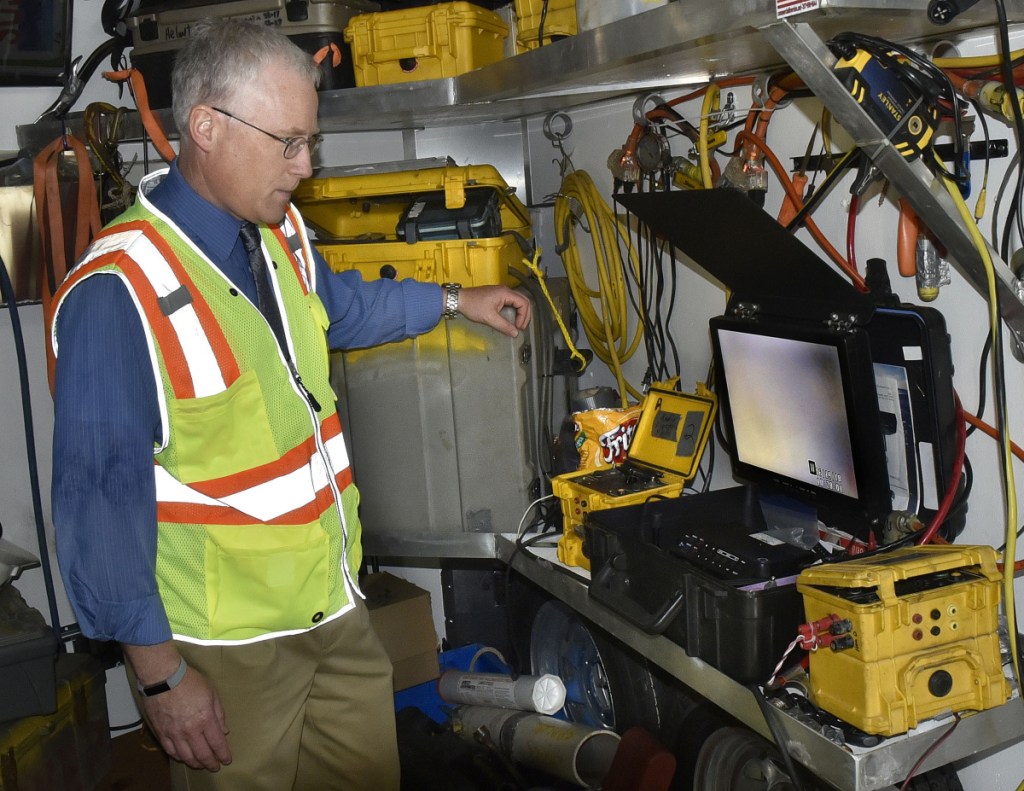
[797,544,1010,736]
[293,159,533,287]
[344,2,508,86]
[293,159,548,548]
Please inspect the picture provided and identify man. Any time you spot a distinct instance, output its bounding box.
[50,18,530,791]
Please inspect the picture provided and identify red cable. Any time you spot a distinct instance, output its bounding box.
[846,193,860,279]
[734,130,867,292]
[915,393,967,546]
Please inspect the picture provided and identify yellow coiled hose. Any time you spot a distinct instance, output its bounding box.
[554,170,644,405]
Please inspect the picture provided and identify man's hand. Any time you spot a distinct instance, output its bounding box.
[141,667,232,771]
[124,643,232,772]
[455,285,532,337]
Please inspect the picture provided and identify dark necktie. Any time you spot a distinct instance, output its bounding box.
[238,222,321,413]
[239,221,290,360]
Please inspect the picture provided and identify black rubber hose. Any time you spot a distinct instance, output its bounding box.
[0,254,63,646]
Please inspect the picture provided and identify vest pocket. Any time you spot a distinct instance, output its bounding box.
[169,369,279,484]
[205,521,330,640]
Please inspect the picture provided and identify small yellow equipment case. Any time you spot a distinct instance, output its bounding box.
[553,383,716,570]
[797,544,1010,736]
[293,159,533,288]
[344,1,508,86]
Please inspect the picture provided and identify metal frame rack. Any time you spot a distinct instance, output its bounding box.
[498,536,1024,791]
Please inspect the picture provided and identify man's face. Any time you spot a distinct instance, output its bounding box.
[202,59,319,225]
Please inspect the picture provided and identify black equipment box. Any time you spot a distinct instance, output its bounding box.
[586,488,809,684]
[126,0,380,109]
[589,189,963,685]
[397,187,502,243]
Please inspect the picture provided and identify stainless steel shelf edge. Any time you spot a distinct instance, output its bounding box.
[17,1,1006,143]
[760,19,1024,356]
[496,536,1024,791]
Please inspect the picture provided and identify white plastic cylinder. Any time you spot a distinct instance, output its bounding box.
[438,670,567,715]
[453,705,620,788]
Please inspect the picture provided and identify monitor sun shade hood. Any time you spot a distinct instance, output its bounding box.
[615,189,876,325]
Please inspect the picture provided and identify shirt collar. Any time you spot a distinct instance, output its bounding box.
[146,160,245,268]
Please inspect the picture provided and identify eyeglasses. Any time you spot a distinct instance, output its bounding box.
[211,106,323,160]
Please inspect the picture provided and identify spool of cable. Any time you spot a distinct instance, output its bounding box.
[438,671,566,715]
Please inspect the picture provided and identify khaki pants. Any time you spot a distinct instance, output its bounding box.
[135,598,400,791]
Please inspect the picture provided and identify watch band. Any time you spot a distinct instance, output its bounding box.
[441,282,461,319]
[137,656,188,697]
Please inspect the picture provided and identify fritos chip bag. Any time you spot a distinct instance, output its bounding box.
[573,404,642,470]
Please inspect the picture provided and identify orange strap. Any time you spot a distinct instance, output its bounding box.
[313,43,343,68]
[103,68,177,163]
[33,132,103,392]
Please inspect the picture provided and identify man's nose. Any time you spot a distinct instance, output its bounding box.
[290,146,314,179]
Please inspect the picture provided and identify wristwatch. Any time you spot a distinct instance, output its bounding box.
[441,282,461,319]
[137,656,188,697]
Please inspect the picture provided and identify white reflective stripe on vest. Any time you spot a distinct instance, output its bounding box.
[78,230,144,266]
[124,232,227,397]
[321,431,350,479]
[154,431,350,521]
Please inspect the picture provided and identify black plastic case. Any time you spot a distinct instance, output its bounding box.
[586,489,806,685]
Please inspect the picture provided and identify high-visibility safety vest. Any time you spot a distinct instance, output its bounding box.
[51,170,361,645]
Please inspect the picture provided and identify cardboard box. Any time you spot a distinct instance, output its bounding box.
[363,572,440,691]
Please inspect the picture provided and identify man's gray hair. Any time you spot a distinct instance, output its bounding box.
[171,18,322,135]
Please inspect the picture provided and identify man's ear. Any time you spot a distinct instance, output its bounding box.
[188,105,217,153]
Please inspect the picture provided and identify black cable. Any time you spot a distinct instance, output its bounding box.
[968,327,993,434]
[110,718,144,733]
[785,148,861,232]
[537,0,549,48]
[994,148,1020,259]
[749,684,811,791]
[992,0,1024,251]
[0,253,64,647]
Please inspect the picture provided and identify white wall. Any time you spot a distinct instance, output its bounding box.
[4,3,1024,786]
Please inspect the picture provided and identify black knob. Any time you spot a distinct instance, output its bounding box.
[380,264,398,279]
[928,669,954,697]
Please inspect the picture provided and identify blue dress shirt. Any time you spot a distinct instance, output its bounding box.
[52,162,442,645]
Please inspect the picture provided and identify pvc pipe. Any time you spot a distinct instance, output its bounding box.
[438,670,566,714]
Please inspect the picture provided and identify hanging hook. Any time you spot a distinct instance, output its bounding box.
[543,111,576,178]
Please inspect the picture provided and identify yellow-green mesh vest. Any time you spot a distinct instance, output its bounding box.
[53,194,363,644]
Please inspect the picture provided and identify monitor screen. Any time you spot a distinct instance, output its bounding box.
[710,315,891,536]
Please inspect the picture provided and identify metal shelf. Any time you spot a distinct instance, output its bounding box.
[497,536,1024,791]
[16,0,1006,147]
[315,0,1008,131]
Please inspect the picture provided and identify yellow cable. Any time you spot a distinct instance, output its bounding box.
[939,168,1020,690]
[933,48,1024,69]
[554,170,644,405]
[699,84,720,189]
[521,246,589,372]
